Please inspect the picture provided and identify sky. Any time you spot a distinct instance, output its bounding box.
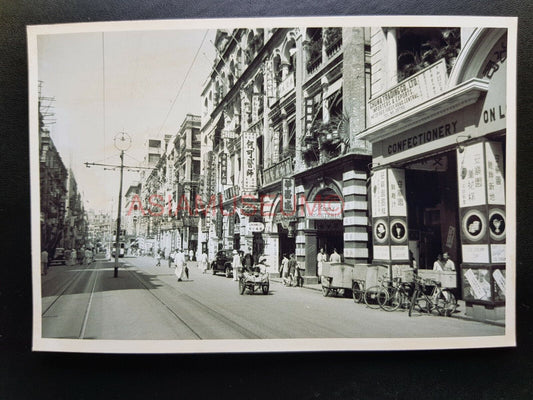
[38,28,216,213]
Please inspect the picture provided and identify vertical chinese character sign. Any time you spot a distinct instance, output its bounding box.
[220,152,228,185]
[242,131,257,192]
[282,177,295,213]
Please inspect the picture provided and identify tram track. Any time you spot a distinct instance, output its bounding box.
[41,261,98,316]
[126,268,262,340]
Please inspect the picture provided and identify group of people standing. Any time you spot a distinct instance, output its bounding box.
[279,253,304,287]
[232,250,256,281]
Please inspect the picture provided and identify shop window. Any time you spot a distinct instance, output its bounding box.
[397,27,460,81]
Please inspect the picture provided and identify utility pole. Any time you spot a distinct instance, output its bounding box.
[113,149,125,277]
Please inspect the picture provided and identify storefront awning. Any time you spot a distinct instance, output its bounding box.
[356,78,489,143]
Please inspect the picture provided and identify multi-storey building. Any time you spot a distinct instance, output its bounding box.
[62,169,89,251]
[138,116,202,258]
[199,28,372,280]
[39,116,69,255]
[356,27,508,321]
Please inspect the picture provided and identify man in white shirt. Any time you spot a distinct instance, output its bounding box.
[232,250,241,281]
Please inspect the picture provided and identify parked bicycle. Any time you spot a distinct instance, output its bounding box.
[378,277,413,312]
[363,278,390,309]
[408,275,457,317]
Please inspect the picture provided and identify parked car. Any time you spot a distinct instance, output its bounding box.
[211,249,235,277]
[51,248,66,265]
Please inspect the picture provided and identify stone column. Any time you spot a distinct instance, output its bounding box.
[303,229,319,284]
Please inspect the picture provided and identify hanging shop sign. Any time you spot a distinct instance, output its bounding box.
[368,59,447,126]
[282,177,295,213]
[242,131,257,191]
[457,142,486,208]
[304,97,314,136]
[371,169,388,218]
[387,169,406,216]
[220,152,228,185]
[265,59,275,99]
[485,142,505,205]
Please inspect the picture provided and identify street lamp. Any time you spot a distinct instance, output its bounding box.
[113,131,132,277]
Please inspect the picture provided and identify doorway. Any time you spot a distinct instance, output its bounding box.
[405,152,460,269]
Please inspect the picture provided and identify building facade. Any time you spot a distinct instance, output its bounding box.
[137,115,202,258]
[199,28,372,279]
[357,27,507,320]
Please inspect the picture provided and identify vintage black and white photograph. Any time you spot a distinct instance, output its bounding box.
[28,16,516,353]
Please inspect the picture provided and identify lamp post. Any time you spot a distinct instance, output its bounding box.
[113,132,132,277]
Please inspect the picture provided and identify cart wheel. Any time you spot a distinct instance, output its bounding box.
[262,283,269,295]
[239,279,245,295]
[352,282,363,303]
[322,286,330,297]
[225,266,232,278]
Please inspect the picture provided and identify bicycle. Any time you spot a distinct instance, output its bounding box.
[363,277,390,309]
[377,277,413,312]
[408,275,457,317]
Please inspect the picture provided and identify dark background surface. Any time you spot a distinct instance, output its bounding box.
[1,1,532,399]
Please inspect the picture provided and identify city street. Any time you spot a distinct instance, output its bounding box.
[41,255,505,340]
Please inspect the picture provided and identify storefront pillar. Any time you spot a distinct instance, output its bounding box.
[457,140,506,321]
[303,229,319,284]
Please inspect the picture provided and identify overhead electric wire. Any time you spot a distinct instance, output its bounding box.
[156,30,209,138]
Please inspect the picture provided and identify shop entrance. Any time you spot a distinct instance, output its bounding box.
[405,152,461,269]
[316,220,344,261]
[277,224,295,260]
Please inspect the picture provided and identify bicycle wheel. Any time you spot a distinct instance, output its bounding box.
[352,281,364,303]
[435,289,457,316]
[364,286,387,309]
[379,287,402,312]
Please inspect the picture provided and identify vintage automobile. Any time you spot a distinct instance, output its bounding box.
[211,249,235,277]
[238,259,270,295]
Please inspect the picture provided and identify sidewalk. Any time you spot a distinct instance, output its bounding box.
[269,275,504,327]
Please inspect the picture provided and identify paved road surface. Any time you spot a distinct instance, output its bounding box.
[41,255,505,340]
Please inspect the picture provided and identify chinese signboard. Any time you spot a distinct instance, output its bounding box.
[368,59,447,126]
[388,168,406,216]
[485,141,505,205]
[219,152,228,185]
[264,158,293,186]
[457,142,486,208]
[265,59,275,99]
[371,169,388,218]
[242,131,257,191]
[282,177,295,213]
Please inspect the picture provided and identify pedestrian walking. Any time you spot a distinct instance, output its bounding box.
[232,250,241,281]
[41,248,48,276]
[168,249,173,268]
[155,249,162,267]
[288,253,298,286]
[199,251,208,273]
[280,254,289,280]
[70,248,77,266]
[84,248,92,265]
[189,249,194,262]
[317,248,327,284]
[173,249,186,281]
